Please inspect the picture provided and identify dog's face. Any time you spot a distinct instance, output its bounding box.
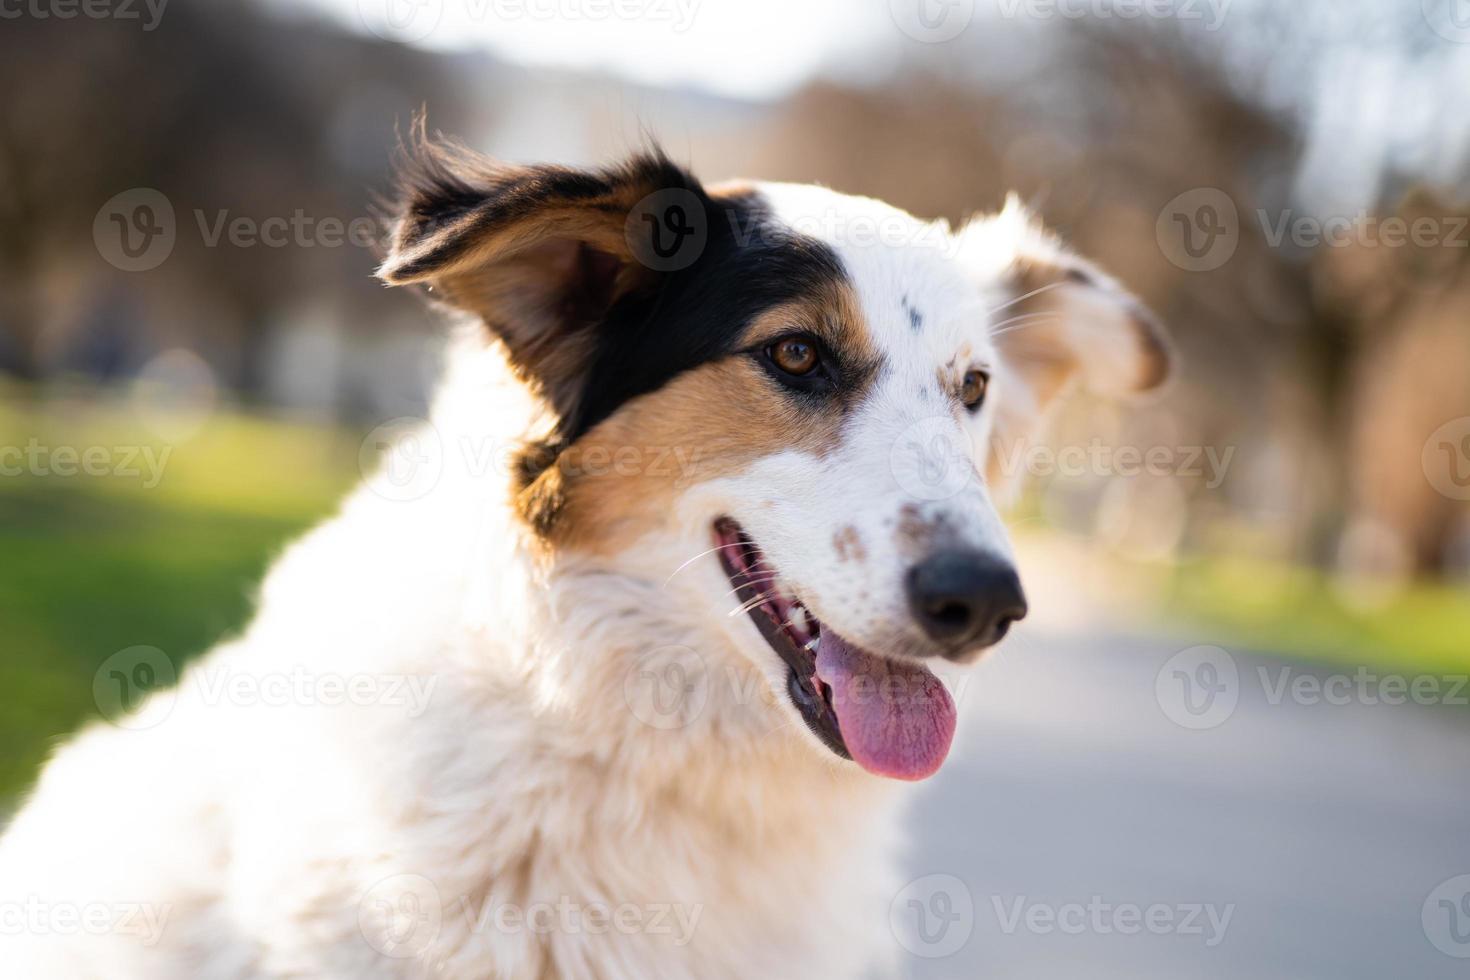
[382,144,1170,781]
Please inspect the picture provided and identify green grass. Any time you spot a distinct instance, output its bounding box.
[0,388,357,800]
[1159,554,1470,676]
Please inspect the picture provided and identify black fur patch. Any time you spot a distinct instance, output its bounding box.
[901,294,924,332]
[566,189,847,443]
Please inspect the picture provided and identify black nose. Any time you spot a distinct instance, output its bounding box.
[905,549,1028,655]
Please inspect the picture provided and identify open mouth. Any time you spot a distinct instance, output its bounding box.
[714,518,957,781]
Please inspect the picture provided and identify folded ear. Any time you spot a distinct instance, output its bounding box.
[958,199,1175,489]
[378,136,704,419]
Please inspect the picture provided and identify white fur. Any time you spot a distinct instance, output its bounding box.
[0,182,1151,978]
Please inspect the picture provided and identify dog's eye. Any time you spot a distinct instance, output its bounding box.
[769,336,821,377]
[961,370,989,410]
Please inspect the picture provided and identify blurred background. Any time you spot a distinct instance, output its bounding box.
[2,0,1469,976]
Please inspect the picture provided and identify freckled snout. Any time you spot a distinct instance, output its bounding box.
[905,549,1028,658]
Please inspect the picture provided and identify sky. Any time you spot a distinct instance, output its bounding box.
[289,0,1470,212]
[300,0,889,101]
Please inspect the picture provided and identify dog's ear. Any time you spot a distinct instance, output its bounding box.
[958,199,1174,491]
[378,137,703,417]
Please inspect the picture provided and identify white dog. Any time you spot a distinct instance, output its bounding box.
[0,139,1169,978]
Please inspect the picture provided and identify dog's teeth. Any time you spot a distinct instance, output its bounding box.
[804,637,820,653]
[792,604,812,635]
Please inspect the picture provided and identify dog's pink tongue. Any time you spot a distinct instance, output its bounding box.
[816,632,956,781]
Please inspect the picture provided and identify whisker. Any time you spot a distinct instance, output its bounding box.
[661,544,729,588]
[985,280,1067,316]
[728,589,780,618]
[722,575,781,600]
[988,314,1063,341]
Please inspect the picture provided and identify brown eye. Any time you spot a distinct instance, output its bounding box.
[961,370,988,409]
[770,336,820,377]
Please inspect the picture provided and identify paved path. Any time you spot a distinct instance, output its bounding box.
[898,632,1470,979]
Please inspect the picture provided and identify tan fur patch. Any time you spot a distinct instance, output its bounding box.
[832,526,866,564]
[526,282,881,555]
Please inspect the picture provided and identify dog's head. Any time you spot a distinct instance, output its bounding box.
[381,142,1170,781]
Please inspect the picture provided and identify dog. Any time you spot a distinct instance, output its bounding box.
[0,138,1170,978]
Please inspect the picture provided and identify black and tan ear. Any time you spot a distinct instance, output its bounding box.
[958,198,1174,488]
[378,134,702,416]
